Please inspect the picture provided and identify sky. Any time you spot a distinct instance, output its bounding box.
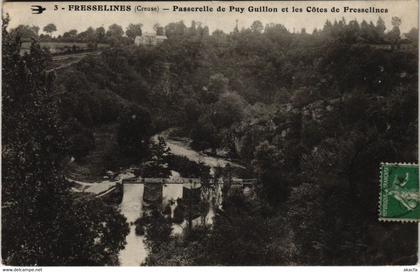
[3,1,419,35]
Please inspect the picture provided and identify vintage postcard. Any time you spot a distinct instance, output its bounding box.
[1,0,419,268]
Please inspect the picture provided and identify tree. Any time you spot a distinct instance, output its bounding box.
[286,183,329,264]
[62,29,78,41]
[360,20,372,41]
[405,27,419,43]
[200,195,286,265]
[386,17,402,49]
[117,104,152,159]
[252,141,288,206]
[184,98,202,127]
[153,23,165,35]
[67,125,95,159]
[126,23,143,40]
[144,208,173,252]
[343,20,360,43]
[50,197,129,265]
[106,24,124,45]
[95,26,106,43]
[30,25,40,35]
[142,136,171,178]
[323,20,333,34]
[43,23,57,36]
[190,114,219,151]
[264,23,289,36]
[78,27,96,43]
[376,17,386,40]
[11,25,39,39]
[250,20,264,33]
[164,21,187,39]
[107,24,124,37]
[2,15,129,265]
[391,16,402,29]
[211,92,246,129]
[208,73,229,94]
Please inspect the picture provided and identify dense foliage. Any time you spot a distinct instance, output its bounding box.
[4,15,418,265]
[136,18,416,265]
[2,15,129,265]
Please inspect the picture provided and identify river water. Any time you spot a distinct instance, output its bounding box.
[119,183,147,266]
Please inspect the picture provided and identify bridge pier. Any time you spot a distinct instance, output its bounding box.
[121,176,257,226]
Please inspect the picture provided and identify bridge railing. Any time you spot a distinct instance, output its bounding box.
[123,177,201,184]
[122,177,257,186]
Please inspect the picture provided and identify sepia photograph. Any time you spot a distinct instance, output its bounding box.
[1,0,419,267]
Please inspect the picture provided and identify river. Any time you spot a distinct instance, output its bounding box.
[119,183,147,266]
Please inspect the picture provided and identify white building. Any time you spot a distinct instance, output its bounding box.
[134,32,167,46]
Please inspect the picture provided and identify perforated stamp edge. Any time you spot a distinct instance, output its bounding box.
[378,162,419,223]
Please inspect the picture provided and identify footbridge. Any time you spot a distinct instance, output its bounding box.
[122,177,257,187]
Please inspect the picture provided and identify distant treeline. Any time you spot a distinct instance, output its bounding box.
[10,17,418,47]
[10,22,166,46]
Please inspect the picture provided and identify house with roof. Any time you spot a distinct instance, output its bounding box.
[134,32,167,46]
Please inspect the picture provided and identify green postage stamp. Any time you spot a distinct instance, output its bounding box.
[379,163,420,222]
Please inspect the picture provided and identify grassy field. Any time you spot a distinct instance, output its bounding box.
[20,41,110,54]
[38,41,109,48]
